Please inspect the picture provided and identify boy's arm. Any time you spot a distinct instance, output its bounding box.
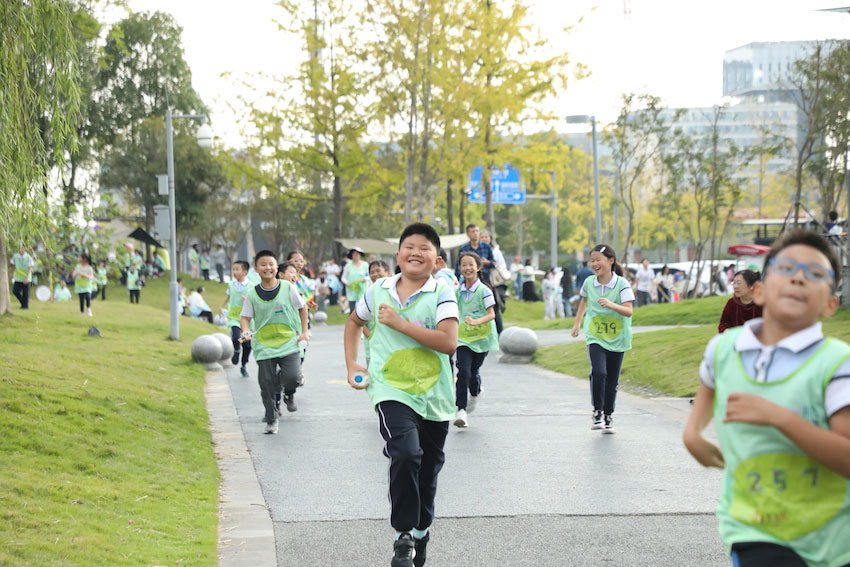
[683,384,725,468]
[725,394,850,478]
[219,288,230,312]
[239,316,252,339]
[297,306,309,342]
[344,312,368,388]
[377,304,457,354]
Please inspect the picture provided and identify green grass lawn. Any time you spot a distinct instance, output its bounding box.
[0,298,221,566]
[532,307,850,398]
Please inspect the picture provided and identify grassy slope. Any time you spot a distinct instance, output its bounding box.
[532,306,850,398]
[141,273,351,326]
[0,297,221,566]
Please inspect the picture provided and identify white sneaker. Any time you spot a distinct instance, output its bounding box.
[264,420,278,434]
[454,409,468,428]
[468,394,480,413]
[87,308,93,317]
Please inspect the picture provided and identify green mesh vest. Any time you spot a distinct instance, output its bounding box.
[366,278,455,422]
[74,264,94,294]
[13,254,30,282]
[456,282,499,353]
[246,282,301,361]
[126,270,140,291]
[582,275,632,352]
[346,262,370,301]
[713,327,850,567]
[226,280,251,327]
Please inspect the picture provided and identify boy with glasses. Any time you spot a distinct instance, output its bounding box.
[684,230,850,567]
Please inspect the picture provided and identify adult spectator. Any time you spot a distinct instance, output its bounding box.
[213,245,228,283]
[470,224,507,335]
[510,255,524,299]
[456,224,494,283]
[635,259,654,307]
[521,260,540,301]
[188,244,201,280]
[560,262,574,316]
[574,261,593,295]
[654,265,674,303]
[825,210,840,234]
[187,286,214,323]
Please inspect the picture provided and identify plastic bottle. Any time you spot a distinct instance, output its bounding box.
[353,373,370,387]
[298,339,308,350]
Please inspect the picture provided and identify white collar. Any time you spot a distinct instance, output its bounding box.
[381,272,437,293]
[460,278,481,292]
[594,274,618,288]
[735,318,824,354]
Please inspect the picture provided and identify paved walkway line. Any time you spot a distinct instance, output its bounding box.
[205,367,276,567]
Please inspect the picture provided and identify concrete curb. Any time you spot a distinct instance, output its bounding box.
[204,368,276,567]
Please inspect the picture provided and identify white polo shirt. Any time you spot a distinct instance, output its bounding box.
[458,279,496,309]
[355,273,458,324]
[579,274,636,303]
[700,318,850,417]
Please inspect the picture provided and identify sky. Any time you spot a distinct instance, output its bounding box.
[116,0,850,145]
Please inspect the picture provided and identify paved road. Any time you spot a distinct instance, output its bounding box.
[224,324,728,567]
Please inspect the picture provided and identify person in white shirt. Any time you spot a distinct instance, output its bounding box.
[187,286,214,323]
[635,259,655,307]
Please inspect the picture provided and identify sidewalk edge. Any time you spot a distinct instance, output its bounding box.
[205,367,276,567]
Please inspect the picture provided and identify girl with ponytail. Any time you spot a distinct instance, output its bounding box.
[570,244,634,433]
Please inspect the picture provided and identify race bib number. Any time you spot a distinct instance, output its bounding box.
[590,315,621,341]
[730,453,845,540]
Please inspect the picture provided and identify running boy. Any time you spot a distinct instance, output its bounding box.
[344,223,458,567]
[454,251,498,428]
[221,260,252,378]
[683,230,850,567]
[571,244,634,434]
[240,250,309,434]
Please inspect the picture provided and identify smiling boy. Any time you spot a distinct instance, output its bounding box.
[683,230,850,567]
[240,250,309,434]
[344,223,458,567]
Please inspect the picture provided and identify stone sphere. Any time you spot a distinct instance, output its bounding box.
[314,310,328,323]
[500,326,538,356]
[212,332,234,362]
[498,326,520,348]
[191,334,223,364]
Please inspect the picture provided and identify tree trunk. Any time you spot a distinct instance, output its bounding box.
[333,149,343,240]
[0,236,13,315]
[459,179,466,233]
[446,178,454,234]
[484,120,495,237]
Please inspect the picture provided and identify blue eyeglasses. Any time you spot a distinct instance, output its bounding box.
[767,257,834,286]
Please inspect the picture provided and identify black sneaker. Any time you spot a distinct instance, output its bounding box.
[392,533,416,567]
[603,414,616,434]
[240,366,249,378]
[231,351,239,365]
[591,410,603,430]
[284,393,297,412]
[413,532,429,567]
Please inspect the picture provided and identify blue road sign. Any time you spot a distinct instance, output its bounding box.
[468,166,525,204]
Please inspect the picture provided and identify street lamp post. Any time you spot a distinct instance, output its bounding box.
[165,107,212,340]
[566,114,602,244]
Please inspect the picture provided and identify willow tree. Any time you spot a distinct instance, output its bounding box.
[0,1,82,315]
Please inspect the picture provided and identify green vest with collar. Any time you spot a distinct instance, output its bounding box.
[366,277,455,422]
[582,275,632,352]
[713,327,850,567]
[97,267,108,286]
[346,262,369,300]
[247,282,301,361]
[456,281,499,353]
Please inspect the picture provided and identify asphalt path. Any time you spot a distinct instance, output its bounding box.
[224,323,728,567]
